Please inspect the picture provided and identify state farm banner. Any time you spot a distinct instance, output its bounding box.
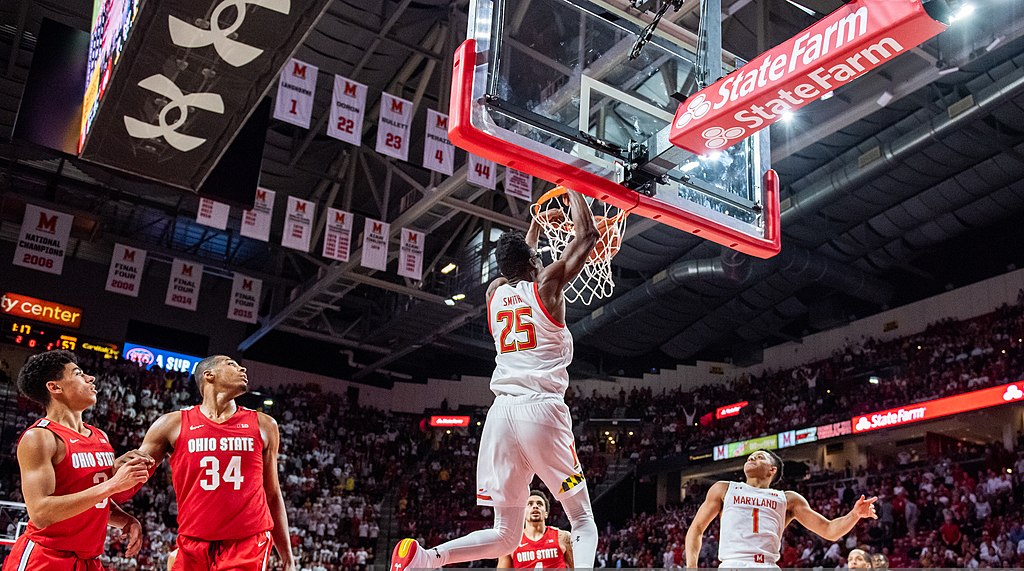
[468,154,497,190]
[227,273,262,324]
[669,0,946,154]
[852,381,1024,434]
[274,58,318,128]
[241,187,275,242]
[13,204,73,275]
[376,93,413,161]
[165,258,203,311]
[327,75,367,145]
[196,198,230,230]
[504,168,533,201]
[322,207,354,262]
[360,218,390,271]
[281,196,315,252]
[105,243,147,298]
[398,228,425,280]
[423,110,454,175]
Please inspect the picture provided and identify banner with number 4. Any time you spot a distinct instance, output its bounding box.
[423,110,454,176]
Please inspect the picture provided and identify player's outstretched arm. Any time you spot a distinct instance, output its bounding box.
[260,412,295,570]
[786,492,877,542]
[559,528,575,569]
[18,430,149,528]
[111,412,178,503]
[108,502,144,557]
[685,481,727,568]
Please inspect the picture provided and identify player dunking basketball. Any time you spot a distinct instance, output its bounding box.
[686,450,878,568]
[497,490,573,569]
[130,355,294,570]
[391,188,599,570]
[3,350,151,571]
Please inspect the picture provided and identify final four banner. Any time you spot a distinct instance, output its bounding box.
[423,110,454,176]
[165,258,203,311]
[328,75,367,145]
[282,196,315,252]
[274,58,318,128]
[504,168,533,201]
[241,188,275,242]
[360,218,390,271]
[376,93,413,161]
[13,204,73,275]
[227,273,262,324]
[398,228,425,280]
[196,198,230,230]
[105,244,147,298]
[468,154,497,190]
[323,208,354,262]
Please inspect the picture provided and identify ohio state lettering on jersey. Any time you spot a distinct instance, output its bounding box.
[20,419,115,558]
[510,526,565,569]
[170,406,273,541]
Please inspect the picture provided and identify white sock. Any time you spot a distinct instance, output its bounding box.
[561,486,598,569]
[430,505,526,566]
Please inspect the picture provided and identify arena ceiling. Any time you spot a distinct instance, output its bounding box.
[1,0,1023,385]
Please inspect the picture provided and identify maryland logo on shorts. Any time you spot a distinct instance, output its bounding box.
[559,473,585,493]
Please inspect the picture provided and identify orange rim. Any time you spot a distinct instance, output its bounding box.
[532,186,629,225]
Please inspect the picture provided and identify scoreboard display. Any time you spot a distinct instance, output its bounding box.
[2,319,78,351]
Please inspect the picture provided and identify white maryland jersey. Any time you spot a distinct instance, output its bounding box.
[718,482,788,565]
[488,281,572,397]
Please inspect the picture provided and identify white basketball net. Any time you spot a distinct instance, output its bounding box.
[531,187,628,305]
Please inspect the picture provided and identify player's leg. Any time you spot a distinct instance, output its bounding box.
[527,400,598,569]
[390,396,530,569]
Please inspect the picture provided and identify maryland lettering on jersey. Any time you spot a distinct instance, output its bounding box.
[732,495,779,509]
[186,437,257,453]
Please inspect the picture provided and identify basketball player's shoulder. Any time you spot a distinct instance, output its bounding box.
[708,480,731,495]
[486,277,509,300]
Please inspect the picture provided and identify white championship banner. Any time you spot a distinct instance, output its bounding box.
[327,75,367,145]
[13,204,73,275]
[423,110,454,176]
[105,243,147,298]
[398,228,425,280]
[376,93,413,161]
[468,154,497,190]
[274,58,318,128]
[196,198,229,230]
[504,168,533,201]
[165,258,203,311]
[241,187,275,242]
[360,218,390,271]
[281,196,315,252]
[323,208,354,262]
[227,273,262,324]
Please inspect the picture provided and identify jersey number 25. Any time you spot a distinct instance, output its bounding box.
[496,308,538,353]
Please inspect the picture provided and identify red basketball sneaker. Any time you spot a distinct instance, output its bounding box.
[391,538,432,571]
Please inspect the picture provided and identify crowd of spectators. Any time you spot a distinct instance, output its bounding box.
[0,297,1021,569]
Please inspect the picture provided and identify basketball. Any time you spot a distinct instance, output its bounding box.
[589,215,622,263]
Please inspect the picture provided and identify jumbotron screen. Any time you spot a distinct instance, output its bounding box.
[80,0,141,152]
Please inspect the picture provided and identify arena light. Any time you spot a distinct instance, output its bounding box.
[263,399,274,406]
[444,298,455,306]
[949,3,975,22]
[780,111,795,123]
[441,262,457,274]
[452,293,466,301]
[869,376,880,385]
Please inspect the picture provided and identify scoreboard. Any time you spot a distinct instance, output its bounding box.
[1,318,121,359]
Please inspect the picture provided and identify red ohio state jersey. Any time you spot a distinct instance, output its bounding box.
[170,406,272,540]
[20,419,115,558]
[510,526,565,569]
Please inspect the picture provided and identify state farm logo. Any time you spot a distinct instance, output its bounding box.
[124,75,224,151]
[855,417,872,431]
[674,94,712,129]
[701,125,747,150]
[168,0,291,67]
[125,347,155,366]
[1003,385,1024,401]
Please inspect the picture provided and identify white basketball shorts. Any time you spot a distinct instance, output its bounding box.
[475,393,588,507]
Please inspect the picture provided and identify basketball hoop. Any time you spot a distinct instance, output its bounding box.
[531,186,628,305]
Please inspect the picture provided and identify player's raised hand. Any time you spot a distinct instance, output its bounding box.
[109,461,151,493]
[851,495,878,519]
